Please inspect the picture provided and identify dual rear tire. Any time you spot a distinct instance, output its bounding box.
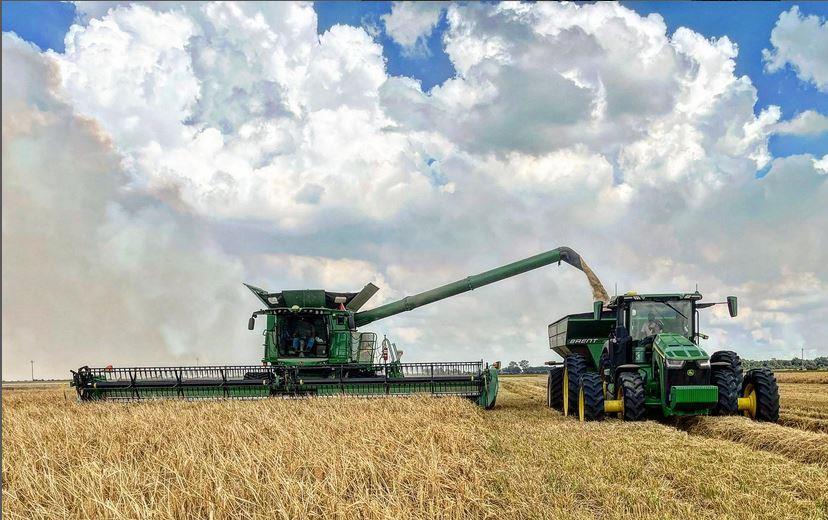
[547,355,605,421]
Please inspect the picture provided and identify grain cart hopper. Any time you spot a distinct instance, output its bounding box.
[72,246,605,408]
[546,292,780,423]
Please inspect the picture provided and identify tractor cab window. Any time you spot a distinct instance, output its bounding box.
[277,314,329,357]
[629,300,692,341]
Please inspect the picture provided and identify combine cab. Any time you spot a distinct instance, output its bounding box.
[73,246,604,408]
[547,292,780,423]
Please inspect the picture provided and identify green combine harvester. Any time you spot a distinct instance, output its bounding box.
[72,246,603,408]
[546,292,780,423]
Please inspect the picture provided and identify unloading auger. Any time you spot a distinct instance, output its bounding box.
[72,246,606,408]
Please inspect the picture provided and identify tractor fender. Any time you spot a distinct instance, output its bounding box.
[613,364,642,386]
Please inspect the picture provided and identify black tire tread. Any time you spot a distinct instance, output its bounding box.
[711,368,738,415]
[548,367,564,410]
[579,372,605,421]
[618,372,645,421]
[711,350,743,387]
[565,354,589,416]
[743,368,780,422]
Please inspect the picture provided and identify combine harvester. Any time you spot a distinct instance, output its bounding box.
[547,292,780,423]
[72,246,605,408]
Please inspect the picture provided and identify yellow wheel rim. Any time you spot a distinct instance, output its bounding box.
[742,383,757,418]
[578,386,585,422]
[563,368,569,416]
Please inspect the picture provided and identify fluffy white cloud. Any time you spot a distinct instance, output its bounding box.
[3,2,827,378]
[763,6,828,92]
[2,34,252,377]
[382,1,444,55]
[773,110,828,135]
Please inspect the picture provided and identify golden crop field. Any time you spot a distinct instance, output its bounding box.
[3,373,828,520]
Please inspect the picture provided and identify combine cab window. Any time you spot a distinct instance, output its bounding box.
[277,314,330,357]
[629,301,692,341]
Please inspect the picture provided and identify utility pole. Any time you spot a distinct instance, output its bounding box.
[802,347,805,371]
[30,360,34,381]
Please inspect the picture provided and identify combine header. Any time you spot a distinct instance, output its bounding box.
[73,246,603,408]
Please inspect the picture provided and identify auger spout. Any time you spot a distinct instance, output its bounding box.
[354,246,607,327]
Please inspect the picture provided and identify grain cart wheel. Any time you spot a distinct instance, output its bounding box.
[616,372,645,421]
[740,368,780,422]
[563,354,588,417]
[577,372,605,422]
[711,368,738,415]
[547,367,564,410]
[711,350,743,387]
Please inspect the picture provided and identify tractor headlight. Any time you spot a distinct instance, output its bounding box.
[665,359,685,369]
[697,360,711,369]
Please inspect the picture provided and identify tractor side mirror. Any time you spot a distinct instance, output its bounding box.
[593,301,604,320]
[248,316,256,330]
[727,296,737,318]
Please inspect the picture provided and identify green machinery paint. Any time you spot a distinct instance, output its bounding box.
[547,292,780,422]
[72,246,598,408]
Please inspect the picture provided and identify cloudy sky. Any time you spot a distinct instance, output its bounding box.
[2,1,827,380]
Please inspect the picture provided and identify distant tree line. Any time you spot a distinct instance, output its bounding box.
[500,360,547,374]
[742,357,828,371]
[499,357,828,374]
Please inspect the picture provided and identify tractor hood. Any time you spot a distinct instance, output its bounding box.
[654,333,708,361]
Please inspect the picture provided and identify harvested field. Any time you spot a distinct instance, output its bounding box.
[3,374,827,520]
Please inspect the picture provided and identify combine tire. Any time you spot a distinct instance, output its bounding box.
[578,372,605,422]
[617,372,645,421]
[563,354,588,417]
[711,369,738,415]
[547,367,564,410]
[711,350,743,387]
[742,368,780,422]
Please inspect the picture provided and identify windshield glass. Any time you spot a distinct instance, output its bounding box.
[276,314,329,357]
[629,300,692,340]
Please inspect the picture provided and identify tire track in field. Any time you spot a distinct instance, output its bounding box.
[676,416,828,468]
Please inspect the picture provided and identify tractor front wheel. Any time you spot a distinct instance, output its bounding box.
[741,368,780,422]
[563,354,588,417]
[578,372,605,422]
[548,367,564,410]
[617,372,645,421]
[711,350,743,388]
[711,368,738,415]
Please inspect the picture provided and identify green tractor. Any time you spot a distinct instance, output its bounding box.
[546,292,780,422]
[72,246,604,408]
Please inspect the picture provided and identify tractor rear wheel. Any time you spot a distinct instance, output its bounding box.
[741,368,779,422]
[711,368,738,415]
[547,367,564,410]
[711,350,743,387]
[578,372,605,422]
[617,372,645,421]
[563,354,588,417]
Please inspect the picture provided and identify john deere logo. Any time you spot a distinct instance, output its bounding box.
[686,369,696,377]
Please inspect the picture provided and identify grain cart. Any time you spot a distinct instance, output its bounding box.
[546,292,780,422]
[72,246,604,408]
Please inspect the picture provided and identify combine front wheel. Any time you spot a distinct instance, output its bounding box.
[740,368,779,422]
[578,372,605,422]
[617,372,645,421]
[547,367,564,410]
